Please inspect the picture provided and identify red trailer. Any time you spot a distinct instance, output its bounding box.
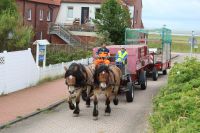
[125,27,172,81]
[93,44,151,102]
[92,27,172,102]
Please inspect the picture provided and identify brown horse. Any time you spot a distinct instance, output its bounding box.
[64,63,95,116]
[93,64,122,119]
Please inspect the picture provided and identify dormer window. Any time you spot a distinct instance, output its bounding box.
[27,9,32,20]
[39,9,44,21]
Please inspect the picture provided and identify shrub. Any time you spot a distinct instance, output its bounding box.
[150,58,200,133]
[46,50,92,65]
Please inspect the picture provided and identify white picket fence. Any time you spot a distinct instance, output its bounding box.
[39,58,93,81]
[0,49,93,94]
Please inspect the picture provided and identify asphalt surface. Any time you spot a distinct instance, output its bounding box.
[1,53,199,133]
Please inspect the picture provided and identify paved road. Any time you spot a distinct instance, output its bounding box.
[1,53,199,133]
[1,77,167,133]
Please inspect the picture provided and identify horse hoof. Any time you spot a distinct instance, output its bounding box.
[93,116,98,120]
[93,110,98,117]
[113,98,119,105]
[73,113,79,117]
[104,113,110,116]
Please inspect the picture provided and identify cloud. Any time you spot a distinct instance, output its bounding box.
[142,0,200,33]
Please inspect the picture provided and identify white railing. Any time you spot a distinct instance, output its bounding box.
[0,49,93,94]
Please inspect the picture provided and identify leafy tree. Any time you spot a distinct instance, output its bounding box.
[0,0,16,13]
[0,0,33,52]
[93,0,131,44]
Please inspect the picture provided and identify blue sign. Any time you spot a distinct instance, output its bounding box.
[39,45,46,61]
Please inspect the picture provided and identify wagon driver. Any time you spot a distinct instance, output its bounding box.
[94,43,110,66]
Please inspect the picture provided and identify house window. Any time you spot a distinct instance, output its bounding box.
[67,7,73,18]
[27,9,32,20]
[40,32,43,39]
[47,10,52,21]
[39,9,44,21]
[95,8,100,19]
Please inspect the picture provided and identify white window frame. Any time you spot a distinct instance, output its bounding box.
[67,7,73,19]
[40,32,43,39]
[39,9,44,21]
[27,9,32,20]
[47,10,51,21]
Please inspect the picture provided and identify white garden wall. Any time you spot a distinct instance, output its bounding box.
[0,49,39,94]
[0,49,93,94]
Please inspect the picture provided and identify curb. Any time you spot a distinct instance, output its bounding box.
[0,99,66,130]
[171,54,179,60]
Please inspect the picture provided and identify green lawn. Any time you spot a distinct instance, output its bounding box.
[147,34,200,53]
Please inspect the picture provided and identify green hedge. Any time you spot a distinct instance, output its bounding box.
[46,50,92,65]
[150,58,200,133]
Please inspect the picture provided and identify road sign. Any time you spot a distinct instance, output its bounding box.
[188,37,197,45]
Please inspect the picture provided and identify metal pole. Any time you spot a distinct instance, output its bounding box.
[191,31,194,57]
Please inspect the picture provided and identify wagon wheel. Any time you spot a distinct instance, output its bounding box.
[152,67,158,81]
[140,70,147,90]
[126,82,134,102]
[163,69,167,75]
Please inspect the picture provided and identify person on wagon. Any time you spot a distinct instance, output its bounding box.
[115,47,128,65]
[94,43,110,65]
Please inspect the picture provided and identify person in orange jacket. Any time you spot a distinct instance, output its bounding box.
[94,43,110,65]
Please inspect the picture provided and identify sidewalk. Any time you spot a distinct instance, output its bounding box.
[0,78,67,127]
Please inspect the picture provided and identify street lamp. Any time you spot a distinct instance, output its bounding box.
[190,31,195,57]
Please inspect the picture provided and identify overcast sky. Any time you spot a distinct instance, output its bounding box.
[142,0,200,34]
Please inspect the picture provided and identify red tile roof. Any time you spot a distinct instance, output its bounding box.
[28,0,61,5]
[61,0,134,6]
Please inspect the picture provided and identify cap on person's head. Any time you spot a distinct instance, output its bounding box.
[102,43,106,47]
[121,46,126,50]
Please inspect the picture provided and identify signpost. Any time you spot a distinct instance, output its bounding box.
[188,31,198,57]
[33,39,50,68]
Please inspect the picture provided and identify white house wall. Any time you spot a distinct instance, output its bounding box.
[56,3,134,24]
[56,3,101,24]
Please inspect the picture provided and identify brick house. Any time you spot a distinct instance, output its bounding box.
[49,0,143,45]
[16,0,61,42]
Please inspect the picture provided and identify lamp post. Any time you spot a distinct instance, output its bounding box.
[189,31,195,57]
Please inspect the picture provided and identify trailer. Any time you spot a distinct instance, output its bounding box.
[92,27,172,102]
[125,27,172,80]
[93,44,151,102]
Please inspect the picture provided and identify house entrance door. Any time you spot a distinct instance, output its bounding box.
[81,7,89,24]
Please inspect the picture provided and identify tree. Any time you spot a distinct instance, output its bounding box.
[0,0,33,52]
[93,0,131,45]
[0,0,16,13]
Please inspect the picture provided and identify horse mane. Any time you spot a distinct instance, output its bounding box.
[65,63,86,87]
[94,64,110,85]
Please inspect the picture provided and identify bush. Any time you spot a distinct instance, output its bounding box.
[150,58,200,133]
[46,50,92,65]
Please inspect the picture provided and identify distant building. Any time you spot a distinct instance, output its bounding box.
[56,0,136,26]
[16,0,61,42]
[49,0,143,45]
